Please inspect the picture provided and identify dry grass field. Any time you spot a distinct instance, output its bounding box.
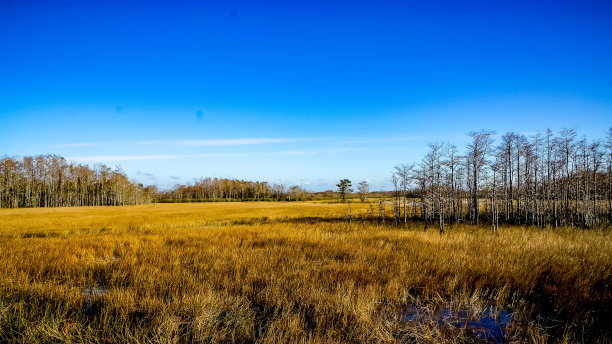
[0,202,610,343]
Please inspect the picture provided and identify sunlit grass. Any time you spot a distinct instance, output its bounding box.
[0,202,610,343]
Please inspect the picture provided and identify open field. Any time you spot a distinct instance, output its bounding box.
[0,202,610,343]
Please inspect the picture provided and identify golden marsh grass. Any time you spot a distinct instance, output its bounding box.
[0,202,610,343]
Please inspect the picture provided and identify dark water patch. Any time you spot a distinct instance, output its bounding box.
[83,286,107,298]
[403,305,511,343]
[83,286,108,315]
[468,309,511,342]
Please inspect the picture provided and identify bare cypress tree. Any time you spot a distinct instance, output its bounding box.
[513,134,529,223]
[378,198,386,224]
[490,154,502,233]
[390,174,400,223]
[499,133,516,220]
[559,128,577,224]
[588,140,604,227]
[531,133,543,227]
[357,180,370,203]
[419,143,444,232]
[394,163,413,224]
[545,129,554,227]
[606,128,612,223]
[444,144,461,222]
[466,130,495,225]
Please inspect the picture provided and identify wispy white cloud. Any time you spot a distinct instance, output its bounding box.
[67,145,371,163]
[68,147,369,163]
[57,137,317,148]
[67,155,199,162]
[54,142,103,147]
[67,151,310,163]
[174,138,315,146]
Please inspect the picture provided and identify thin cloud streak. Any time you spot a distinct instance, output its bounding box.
[174,138,316,146]
[53,142,103,147]
[67,147,359,163]
[58,137,317,148]
[68,152,298,163]
[67,155,204,162]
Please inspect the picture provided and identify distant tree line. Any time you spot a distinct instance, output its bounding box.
[0,155,157,208]
[4,126,611,225]
[0,155,316,208]
[160,178,310,201]
[390,128,612,231]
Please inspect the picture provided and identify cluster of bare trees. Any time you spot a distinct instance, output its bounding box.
[161,178,310,201]
[5,127,611,222]
[392,128,612,231]
[0,155,314,207]
[0,155,157,208]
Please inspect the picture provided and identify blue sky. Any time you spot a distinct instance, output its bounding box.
[1,0,611,190]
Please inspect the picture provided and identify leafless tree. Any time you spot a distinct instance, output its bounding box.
[466,130,495,225]
[357,180,370,203]
[394,163,414,224]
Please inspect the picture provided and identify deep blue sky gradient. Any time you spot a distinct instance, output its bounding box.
[1,0,611,190]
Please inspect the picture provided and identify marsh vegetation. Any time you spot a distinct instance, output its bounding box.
[0,202,610,343]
